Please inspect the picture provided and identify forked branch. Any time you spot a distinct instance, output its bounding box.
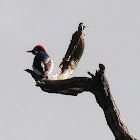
[25,23,137,140]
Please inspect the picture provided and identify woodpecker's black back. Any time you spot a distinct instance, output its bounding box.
[33,51,51,75]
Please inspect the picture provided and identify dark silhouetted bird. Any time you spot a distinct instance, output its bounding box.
[27,45,53,78]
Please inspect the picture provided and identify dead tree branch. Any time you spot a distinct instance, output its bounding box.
[50,23,86,80]
[35,64,137,140]
[25,23,137,140]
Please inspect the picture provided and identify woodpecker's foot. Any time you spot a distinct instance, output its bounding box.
[36,80,45,86]
[41,74,48,80]
[45,76,48,79]
[42,76,48,80]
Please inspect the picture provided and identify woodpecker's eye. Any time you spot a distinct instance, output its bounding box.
[34,48,38,51]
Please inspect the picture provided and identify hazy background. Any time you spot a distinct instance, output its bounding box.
[0,0,140,139]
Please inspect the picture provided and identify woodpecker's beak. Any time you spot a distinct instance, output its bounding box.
[27,49,35,54]
[27,49,36,55]
[27,50,33,53]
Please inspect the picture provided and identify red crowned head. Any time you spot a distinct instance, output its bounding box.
[34,45,45,51]
[27,45,45,55]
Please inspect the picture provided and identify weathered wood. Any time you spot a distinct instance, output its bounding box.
[36,77,91,96]
[37,64,137,140]
[26,64,137,140]
[89,64,137,140]
[25,23,136,139]
[50,23,86,80]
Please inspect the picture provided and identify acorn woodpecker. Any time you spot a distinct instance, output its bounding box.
[27,45,53,78]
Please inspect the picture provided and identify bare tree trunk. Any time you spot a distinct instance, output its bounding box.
[25,23,137,140]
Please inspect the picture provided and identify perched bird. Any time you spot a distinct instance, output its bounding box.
[27,45,53,79]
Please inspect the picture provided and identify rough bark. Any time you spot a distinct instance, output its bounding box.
[35,64,136,140]
[50,23,86,80]
[25,23,137,140]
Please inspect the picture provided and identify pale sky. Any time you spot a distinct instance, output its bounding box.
[0,0,140,140]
